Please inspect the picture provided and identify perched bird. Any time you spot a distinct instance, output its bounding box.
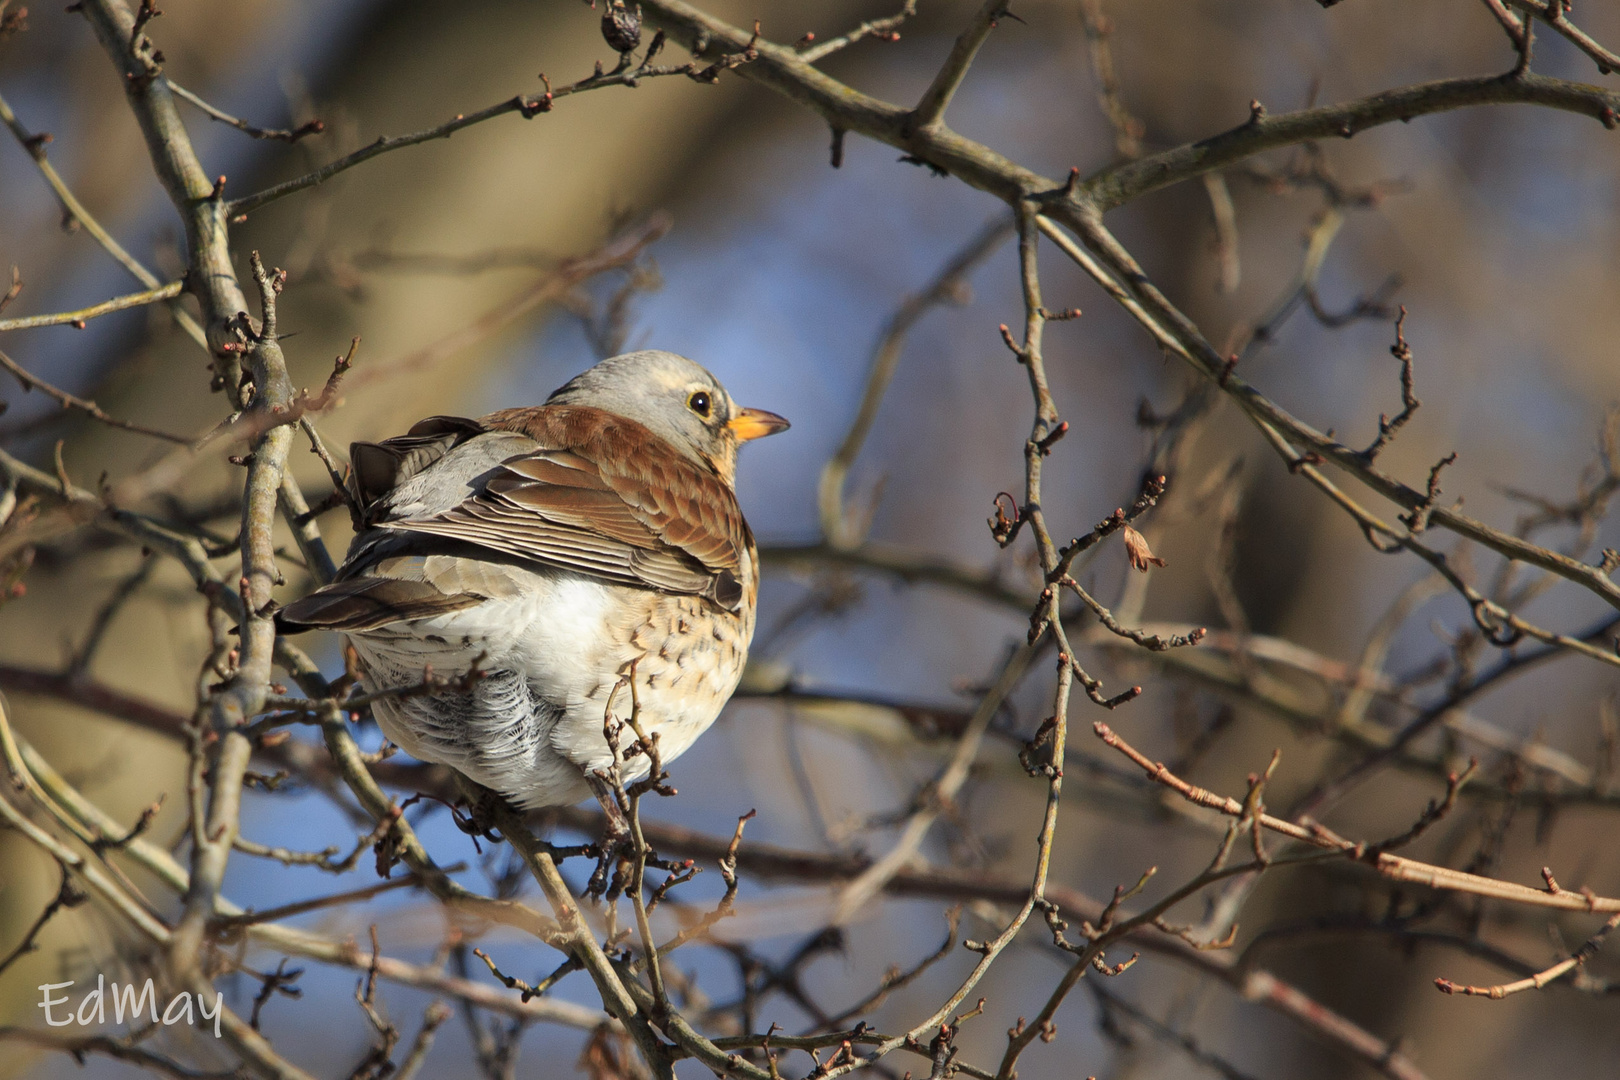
[277,351,788,813]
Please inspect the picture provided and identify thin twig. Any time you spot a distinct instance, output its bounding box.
[227,44,755,218]
[0,279,182,332]
[1094,722,1620,913]
[819,215,1011,547]
[1436,911,1620,999]
[0,89,207,351]
[0,347,190,442]
[1502,0,1620,76]
[797,1,915,63]
[165,78,325,142]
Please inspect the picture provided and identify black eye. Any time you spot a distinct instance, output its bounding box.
[687,391,711,417]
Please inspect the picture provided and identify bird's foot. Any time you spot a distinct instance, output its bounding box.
[450,776,510,851]
[584,773,634,900]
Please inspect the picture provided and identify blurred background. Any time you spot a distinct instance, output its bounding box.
[3,0,1620,1076]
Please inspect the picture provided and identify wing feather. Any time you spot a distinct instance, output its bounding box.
[276,576,485,633]
[286,405,753,626]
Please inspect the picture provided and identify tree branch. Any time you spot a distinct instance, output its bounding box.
[0,280,183,332]
[0,346,190,442]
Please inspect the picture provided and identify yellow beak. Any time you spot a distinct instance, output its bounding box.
[728,407,790,442]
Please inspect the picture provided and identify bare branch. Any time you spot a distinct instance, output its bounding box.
[911,0,1010,131]
[1079,73,1619,212]
[0,279,182,332]
[819,214,1011,547]
[1503,0,1620,76]
[226,46,755,219]
[796,1,915,63]
[1436,911,1620,999]
[0,861,86,979]
[0,346,190,442]
[1095,721,1620,914]
[0,89,207,351]
[165,78,326,142]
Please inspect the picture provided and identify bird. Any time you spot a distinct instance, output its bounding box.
[276,350,788,818]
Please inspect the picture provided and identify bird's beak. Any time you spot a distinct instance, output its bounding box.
[728,407,790,442]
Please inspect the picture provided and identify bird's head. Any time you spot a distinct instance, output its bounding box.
[547,350,789,484]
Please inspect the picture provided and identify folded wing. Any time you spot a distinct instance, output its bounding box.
[279,406,750,633]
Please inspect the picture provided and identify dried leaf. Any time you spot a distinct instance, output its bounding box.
[1122,525,1166,573]
[580,1025,643,1080]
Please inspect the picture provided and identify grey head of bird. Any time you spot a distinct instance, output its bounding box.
[545,350,789,485]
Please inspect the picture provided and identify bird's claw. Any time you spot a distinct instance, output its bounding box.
[584,773,633,899]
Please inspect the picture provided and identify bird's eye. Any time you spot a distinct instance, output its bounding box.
[687,391,712,417]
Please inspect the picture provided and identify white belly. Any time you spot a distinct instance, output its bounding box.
[346,566,749,809]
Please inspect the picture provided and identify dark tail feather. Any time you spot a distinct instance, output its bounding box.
[276,577,485,634]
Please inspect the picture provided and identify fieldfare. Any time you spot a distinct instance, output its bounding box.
[278,351,788,813]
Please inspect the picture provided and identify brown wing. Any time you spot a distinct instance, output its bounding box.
[381,405,751,610]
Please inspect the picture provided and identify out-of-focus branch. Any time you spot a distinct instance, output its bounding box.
[818,214,1011,547]
[796,0,915,63]
[0,347,190,443]
[1502,0,1620,76]
[910,0,1009,131]
[829,643,1035,923]
[761,540,1026,607]
[0,280,182,332]
[165,78,326,142]
[343,246,560,275]
[278,471,338,584]
[1290,604,1620,818]
[0,89,207,351]
[226,40,756,219]
[1202,172,1241,292]
[0,443,239,602]
[0,1026,247,1078]
[1085,981,1258,1080]
[1077,0,1145,159]
[343,213,671,392]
